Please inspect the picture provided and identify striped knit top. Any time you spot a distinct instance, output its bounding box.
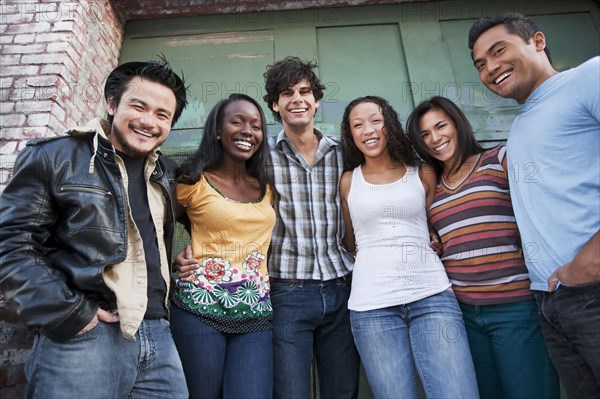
[428,146,532,305]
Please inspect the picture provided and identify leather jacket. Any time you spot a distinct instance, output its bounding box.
[0,120,177,342]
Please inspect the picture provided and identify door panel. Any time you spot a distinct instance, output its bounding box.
[317,24,413,134]
[120,30,275,131]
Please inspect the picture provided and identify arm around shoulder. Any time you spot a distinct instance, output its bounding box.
[340,171,356,253]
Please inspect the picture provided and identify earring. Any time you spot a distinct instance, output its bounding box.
[217,136,221,141]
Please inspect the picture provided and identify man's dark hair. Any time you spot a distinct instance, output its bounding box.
[468,12,552,64]
[263,56,326,122]
[406,96,484,178]
[341,95,418,171]
[104,54,188,126]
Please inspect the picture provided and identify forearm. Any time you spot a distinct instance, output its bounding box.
[549,230,600,290]
[565,230,600,281]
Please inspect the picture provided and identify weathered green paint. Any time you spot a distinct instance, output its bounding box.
[120,30,274,126]
[121,0,600,151]
[317,24,413,132]
[119,0,599,149]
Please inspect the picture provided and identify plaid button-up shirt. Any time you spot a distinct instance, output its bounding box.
[267,129,354,280]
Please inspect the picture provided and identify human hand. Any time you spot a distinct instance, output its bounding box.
[429,232,442,256]
[175,244,198,278]
[77,308,119,335]
[547,260,599,291]
[547,266,562,292]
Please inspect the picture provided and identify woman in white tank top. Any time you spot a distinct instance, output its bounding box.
[339,96,478,399]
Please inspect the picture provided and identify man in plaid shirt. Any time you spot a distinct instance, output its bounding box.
[262,56,359,399]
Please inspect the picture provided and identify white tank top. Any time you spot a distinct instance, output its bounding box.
[347,165,450,311]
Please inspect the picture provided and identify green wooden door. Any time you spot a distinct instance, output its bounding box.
[119,0,599,153]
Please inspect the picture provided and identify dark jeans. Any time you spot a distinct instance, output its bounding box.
[461,300,559,399]
[170,305,273,399]
[270,279,360,399]
[533,280,600,399]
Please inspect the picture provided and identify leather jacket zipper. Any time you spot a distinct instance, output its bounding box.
[60,185,113,197]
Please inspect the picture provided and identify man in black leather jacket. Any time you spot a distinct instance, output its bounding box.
[0,56,190,398]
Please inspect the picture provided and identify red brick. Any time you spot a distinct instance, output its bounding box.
[22,53,68,65]
[6,21,51,34]
[46,41,69,52]
[0,12,35,25]
[40,63,65,75]
[51,20,75,32]
[26,113,51,126]
[0,54,20,66]
[0,65,38,77]
[0,141,19,154]
[0,114,26,126]
[15,100,54,113]
[25,75,59,86]
[35,32,70,42]
[0,102,15,114]
[5,364,28,386]
[12,34,34,44]
[3,43,46,54]
[0,34,14,44]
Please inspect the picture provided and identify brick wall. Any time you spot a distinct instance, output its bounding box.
[0,1,123,396]
[0,0,123,191]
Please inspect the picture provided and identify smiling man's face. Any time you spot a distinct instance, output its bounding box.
[472,24,549,104]
[107,76,176,157]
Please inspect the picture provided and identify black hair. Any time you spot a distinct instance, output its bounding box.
[468,12,552,64]
[341,96,418,171]
[406,96,484,178]
[263,56,326,122]
[104,54,188,126]
[177,93,271,197]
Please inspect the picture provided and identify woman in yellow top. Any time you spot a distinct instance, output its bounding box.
[170,93,275,399]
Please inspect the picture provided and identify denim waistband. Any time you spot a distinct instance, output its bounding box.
[271,273,352,285]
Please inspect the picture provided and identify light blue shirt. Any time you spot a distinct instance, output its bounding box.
[507,56,600,291]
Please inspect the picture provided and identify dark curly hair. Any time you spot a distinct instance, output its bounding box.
[177,93,271,197]
[341,96,418,171]
[406,96,483,178]
[468,12,552,64]
[263,56,326,122]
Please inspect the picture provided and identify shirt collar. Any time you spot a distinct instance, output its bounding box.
[274,127,337,149]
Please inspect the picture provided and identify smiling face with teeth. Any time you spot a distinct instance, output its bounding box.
[472,24,553,104]
[107,76,176,158]
[348,101,389,161]
[418,108,459,168]
[272,79,319,132]
[218,99,264,164]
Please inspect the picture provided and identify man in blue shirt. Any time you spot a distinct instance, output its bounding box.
[469,13,600,398]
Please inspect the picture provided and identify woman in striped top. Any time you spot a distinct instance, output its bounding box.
[406,96,558,399]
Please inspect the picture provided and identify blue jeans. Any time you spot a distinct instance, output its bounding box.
[460,300,559,399]
[25,318,188,399]
[533,280,600,399]
[170,305,273,399]
[271,279,360,399]
[350,290,479,399]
